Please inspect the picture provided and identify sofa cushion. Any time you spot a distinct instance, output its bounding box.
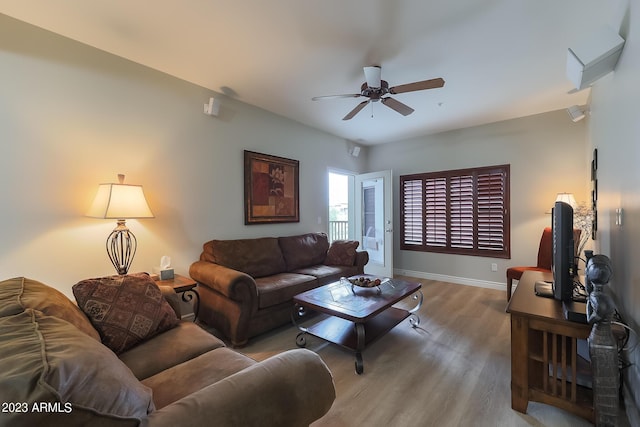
[255,273,318,309]
[0,309,154,426]
[292,264,360,285]
[119,321,226,380]
[325,240,359,266]
[201,237,287,278]
[142,347,256,409]
[279,233,330,271]
[73,273,179,354]
[0,277,100,341]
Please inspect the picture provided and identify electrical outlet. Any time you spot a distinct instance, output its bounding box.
[491,263,498,272]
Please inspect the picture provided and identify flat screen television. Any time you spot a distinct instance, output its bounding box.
[552,201,575,302]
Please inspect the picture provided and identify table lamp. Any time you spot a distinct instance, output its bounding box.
[87,174,154,275]
[555,192,577,208]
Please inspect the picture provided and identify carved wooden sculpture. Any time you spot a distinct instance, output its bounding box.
[586,255,618,427]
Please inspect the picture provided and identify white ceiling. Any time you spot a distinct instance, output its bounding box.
[0,1,617,145]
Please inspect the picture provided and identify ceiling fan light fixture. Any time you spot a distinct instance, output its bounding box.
[363,66,382,88]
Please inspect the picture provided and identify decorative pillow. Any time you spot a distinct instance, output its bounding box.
[73,273,179,354]
[325,240,359,266]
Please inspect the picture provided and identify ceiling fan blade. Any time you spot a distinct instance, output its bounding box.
[363,66,382,88]
[312,94,362,101]
[381,97,414,116]
[343,100,370,120]
[389,77,445,94]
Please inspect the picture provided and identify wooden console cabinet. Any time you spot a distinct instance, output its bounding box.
[506,271,594,422]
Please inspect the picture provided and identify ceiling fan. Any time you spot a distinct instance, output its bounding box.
[312,66,445,120]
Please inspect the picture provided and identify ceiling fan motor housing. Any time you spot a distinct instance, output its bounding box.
[361,80,389,101]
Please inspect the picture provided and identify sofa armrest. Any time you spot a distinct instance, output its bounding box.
[354,250,369,273]
[146,349,336,427]
[189,261,258,302]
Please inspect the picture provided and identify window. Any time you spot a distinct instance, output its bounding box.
[400,164,510,258]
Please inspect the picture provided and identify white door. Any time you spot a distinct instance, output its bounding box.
[355,170,393,278]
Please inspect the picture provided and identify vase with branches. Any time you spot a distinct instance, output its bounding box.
[573,202,594,259]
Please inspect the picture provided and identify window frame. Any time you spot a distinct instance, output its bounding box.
[400,164,510,258]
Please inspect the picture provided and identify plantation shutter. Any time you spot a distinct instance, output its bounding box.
[401,179,423,246]
[425,177,446,247]
[477,169,507,252]
[400,165,510,258]
[449,174,474,249]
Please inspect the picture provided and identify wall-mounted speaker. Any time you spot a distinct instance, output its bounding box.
[567,105,587,122]
[204,97,220,116]
[566,26,625,90]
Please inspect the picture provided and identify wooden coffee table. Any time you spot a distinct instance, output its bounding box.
[292,276,423,374]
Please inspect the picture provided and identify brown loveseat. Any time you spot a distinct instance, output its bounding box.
[0,276,335,427]
[190,232,368,347]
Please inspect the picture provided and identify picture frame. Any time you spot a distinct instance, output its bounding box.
[591,148,598,240]
[244,150,299,225]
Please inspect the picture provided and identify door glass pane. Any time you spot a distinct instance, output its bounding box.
[363,187,375,238]
[362,178,384,265]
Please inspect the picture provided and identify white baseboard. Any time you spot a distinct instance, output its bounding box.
[394,268,506,292]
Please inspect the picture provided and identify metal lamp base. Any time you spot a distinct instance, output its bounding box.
[106,219,137,275]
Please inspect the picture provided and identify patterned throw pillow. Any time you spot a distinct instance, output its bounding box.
[324,240,359,266]
[73,273,179,354]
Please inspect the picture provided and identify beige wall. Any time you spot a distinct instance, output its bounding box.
[367,110,589,287]
[0,13,592,294]
[589,2,640,420]
[0,14,364,297]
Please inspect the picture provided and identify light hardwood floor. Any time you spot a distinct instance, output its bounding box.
[232,278,614,426]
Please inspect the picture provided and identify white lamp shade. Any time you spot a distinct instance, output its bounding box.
[363,66,382,88]
[87,183,154,219]
[555,192,577,209]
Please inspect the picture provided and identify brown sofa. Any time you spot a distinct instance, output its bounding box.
[0,276,335,427]
[190,232,368,347]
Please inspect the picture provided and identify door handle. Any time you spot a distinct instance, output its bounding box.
[385,229,393,232]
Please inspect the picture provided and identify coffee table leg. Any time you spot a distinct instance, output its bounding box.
[291,304,308,347]
[408,290,424,328]
[296,332,307,347]
[355,322,365,374]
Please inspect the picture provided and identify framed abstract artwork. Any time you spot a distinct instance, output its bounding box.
[244,150,299,224]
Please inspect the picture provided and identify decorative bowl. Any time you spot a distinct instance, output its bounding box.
[348,276,382,288]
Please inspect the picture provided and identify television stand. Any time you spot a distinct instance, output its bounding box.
[563,300,588,324]
[507,271,593,423]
